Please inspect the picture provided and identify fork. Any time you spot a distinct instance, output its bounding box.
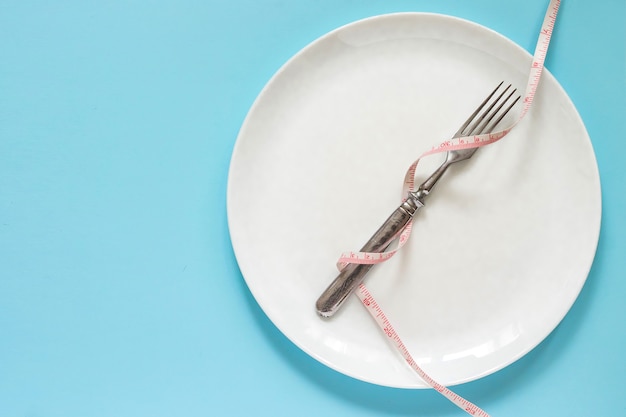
[316,82,521,317]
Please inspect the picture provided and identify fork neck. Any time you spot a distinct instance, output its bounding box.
[412,145,479,201]
[411,160,453,202]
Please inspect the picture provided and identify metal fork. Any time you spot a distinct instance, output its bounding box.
[316,82,521,317]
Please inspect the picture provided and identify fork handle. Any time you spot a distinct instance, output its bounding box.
[316,196,423,317]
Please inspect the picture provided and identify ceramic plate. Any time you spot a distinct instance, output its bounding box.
[227,13,601,388]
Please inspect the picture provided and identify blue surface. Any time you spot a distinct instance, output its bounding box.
[1,1,624,416]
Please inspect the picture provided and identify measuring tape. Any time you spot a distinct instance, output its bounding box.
[337,1,561,415]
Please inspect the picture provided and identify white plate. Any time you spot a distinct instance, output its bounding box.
[227,13,601,388]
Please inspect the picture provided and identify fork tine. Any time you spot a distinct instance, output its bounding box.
[484,93,521,133]
[472,86,518,134]
[452,81,503,137]
[455,82,520,138]
[465,84,512,135]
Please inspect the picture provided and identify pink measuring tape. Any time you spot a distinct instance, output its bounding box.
[337,1,561,415]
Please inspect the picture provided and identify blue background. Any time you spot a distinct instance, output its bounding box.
[1,1,624,416]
